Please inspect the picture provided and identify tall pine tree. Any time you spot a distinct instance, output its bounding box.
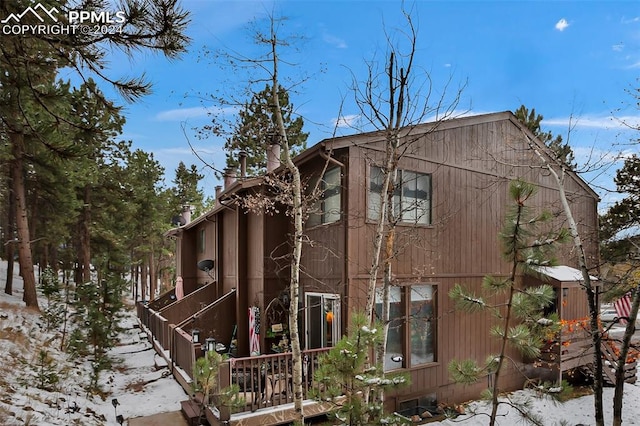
[449,179,568,426]
[514,105,576,169]
[224,84,308,176]
[171,161,205,218]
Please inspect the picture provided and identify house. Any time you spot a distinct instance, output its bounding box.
[138,111,600,425]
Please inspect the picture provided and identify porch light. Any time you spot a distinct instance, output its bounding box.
[205,337,216,353]
[192,329,201,344]
[562,288,568,299]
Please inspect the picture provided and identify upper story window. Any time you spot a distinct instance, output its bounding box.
[307,167,341,227]
[199,228,205,253]
[368,166,431,225]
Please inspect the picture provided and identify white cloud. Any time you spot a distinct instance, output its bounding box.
[155,106,238,122]
[323,33,347,49]
[332,114,359,128]
[572,146,634,166]
[544,114,640,130]
[612,43,624,52]
[555,18,569,32]
[155,107,210,121]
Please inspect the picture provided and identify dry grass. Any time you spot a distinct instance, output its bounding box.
[124,379,148,393]
[0,405,10,425]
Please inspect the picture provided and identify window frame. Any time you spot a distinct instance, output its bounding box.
[375,283,437,371]
[367,165,432,225]
[198,228,206,254]
[305,292,341,350]
[307,166,342,227]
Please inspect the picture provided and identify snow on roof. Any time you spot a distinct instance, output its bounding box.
[533,265,598,282]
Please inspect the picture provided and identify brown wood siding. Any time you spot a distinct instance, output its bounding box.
[247,213,265,307]
[301,223,345,293]
[236,209,249,356]
[179,231,197,294]
[221,208,238,294]
[341,116,599,406]
[195,221,218,287]
[562,286,591,321]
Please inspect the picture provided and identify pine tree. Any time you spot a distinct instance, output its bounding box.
[449,179,569,426]
[39,268,65,332]
[514,105,576,169]
[0,0,189,309]
[71,271,127,392]
[171,161,205,217]
[192,350,243,422]
[599,153,640,426]
[312,312,408,426]
[224,84,308,176]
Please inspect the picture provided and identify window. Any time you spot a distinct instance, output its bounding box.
[376,284,436,371]
[410,285,435,366]
[376,287,403,371]
[368,166,431,225]
[398,393,438,418]
[198,228,205,253]
[307,167,341,226]
[306,293,340,349]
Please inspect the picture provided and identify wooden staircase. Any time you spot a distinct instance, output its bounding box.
[600,339,637,386]
[181,399,206,426]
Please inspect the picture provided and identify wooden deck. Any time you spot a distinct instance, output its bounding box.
[529,326,637,387]
[138,300,334,426]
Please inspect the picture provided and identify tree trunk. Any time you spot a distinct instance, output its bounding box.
[10,131,39,310]
[270,34,304,422]
[78,185,92,283]
[612,287,640,426]
[489,203,523,426]
[4,179,15,295]
[141,259,148,301]
[149,248,157,300]
[528,140,605,426]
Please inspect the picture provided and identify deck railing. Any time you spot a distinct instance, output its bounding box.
[173,326,201,380]
[559,329,595,372]
[148,288,177,312]
[136,301,149,328]
[171,290,237,379]
[146,283,217,350]
[148,307,170,348]
[218,348,330,414]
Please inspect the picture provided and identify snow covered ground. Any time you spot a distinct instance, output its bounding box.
[0,262,188,425]
[430,383,640,426]
[2,261,640,426]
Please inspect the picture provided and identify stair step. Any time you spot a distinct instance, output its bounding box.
[180,400,203,426]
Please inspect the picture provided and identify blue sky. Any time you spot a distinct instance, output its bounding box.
[108,1,639,207]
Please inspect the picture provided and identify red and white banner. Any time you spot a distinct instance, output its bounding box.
[249,306,260,356]
[614,293,632,325]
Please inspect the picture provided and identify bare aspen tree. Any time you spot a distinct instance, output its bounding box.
[351,9,464,398]
[522,133,607,426]
[266,25,306,421]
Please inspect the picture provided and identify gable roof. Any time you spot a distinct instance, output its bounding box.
[166,110,599,237]
[300,110,599,200]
